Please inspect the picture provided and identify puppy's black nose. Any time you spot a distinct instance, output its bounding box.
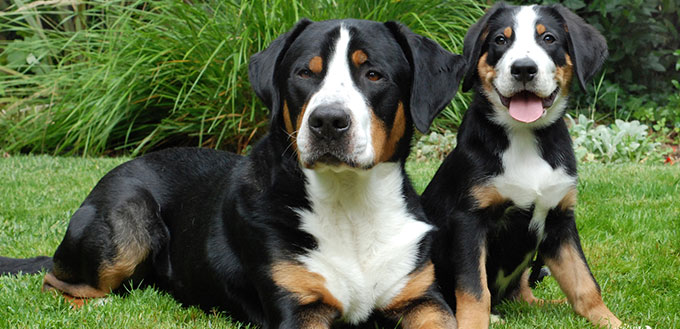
[308,106,351,140]
[511,58,538,83]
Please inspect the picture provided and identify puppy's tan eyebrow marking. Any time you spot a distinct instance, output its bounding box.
[503,26,513,38]
[536,24,546,35]
[309,56,323,74]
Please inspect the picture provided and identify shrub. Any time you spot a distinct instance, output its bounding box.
[0,0,483,156]
[411,129,457,162]
[568,114,668,163]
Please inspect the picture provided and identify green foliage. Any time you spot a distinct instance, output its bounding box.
[0,0,483,156]
[3,156,680,327]
[568,114,669,163]
[411,129,457,162]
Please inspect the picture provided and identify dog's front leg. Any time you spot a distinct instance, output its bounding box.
[453,241,491,329]
[541,210,622,329]
[269,261,341,329]
[382,262,457,329]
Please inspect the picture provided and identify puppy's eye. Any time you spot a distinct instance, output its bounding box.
[494,36,507,45]
[298,69,312,78]
[366,70,382,81]
[543,33,556,44]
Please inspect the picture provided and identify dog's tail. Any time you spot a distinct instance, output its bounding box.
[0,256,52,276]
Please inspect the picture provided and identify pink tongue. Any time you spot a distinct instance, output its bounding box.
[508,92,544,123]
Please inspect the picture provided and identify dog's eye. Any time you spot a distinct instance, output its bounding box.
[494,35,507,45]
[366,70,383,81]
[543,34,556,44]
[298,69,312,78]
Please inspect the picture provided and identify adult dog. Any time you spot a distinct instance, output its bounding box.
[421,3,622,329]
[0,19,466,328]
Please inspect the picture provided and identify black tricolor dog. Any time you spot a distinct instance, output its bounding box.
[422,3,622,329]
[0,19,466,328]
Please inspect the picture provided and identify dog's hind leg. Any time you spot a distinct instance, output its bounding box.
[516,268,566,305]
[44,185,167,303]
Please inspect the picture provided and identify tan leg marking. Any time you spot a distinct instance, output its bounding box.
[401,303,457,329]
[351,50,368,67]
[555,54,574,95]
[385,262,435,310]
[545,243,622,328]
[503,26,513,38]
[98,234,150,293]
[382,263,455,328]
[297,303,340,329]
[517,268,566,305]
[42,272,107,299]
[309,56,323,74]
[477,53,496,94]
[455,247,490,329]
[558,187,578,212]
[371,102,406,164]
[271,262,344,313]
[471,184,508,209]
[536,24,546,35]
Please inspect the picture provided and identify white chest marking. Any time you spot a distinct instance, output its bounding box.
[296,163,432,324]
[490,129,576,239]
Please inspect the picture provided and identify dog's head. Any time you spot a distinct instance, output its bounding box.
[249,19,465,170]
[462,3,607,128]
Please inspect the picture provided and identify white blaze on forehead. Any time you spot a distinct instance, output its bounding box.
[296,25,375,167]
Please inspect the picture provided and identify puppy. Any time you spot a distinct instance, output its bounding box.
[422,3,622,328]
[0,19,466,329]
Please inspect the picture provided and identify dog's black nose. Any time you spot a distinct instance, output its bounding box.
[511,58,538,83]
[308,106,351,140]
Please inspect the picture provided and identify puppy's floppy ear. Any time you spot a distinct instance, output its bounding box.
[462,2,508,92]
[385,21,466,133]
[248,19,312,117]
[552,4,608,91]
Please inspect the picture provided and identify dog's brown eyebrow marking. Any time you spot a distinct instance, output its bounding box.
[536,24,546,35]
[351,50,368,67]
[503,27,513,38]
[309,56,323,74]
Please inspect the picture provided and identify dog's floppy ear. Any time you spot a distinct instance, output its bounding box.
[385,21,466,133]
[462,2,508,92]
[249,19,312,117]
[552,4,608,91]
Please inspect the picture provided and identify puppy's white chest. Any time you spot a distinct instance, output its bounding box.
[491,130,576,235]
[296,164,431,324]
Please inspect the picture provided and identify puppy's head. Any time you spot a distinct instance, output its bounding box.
[249,19,465,170]
[462,3,607,128]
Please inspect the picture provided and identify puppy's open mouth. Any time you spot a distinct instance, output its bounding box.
[496,88,559,123]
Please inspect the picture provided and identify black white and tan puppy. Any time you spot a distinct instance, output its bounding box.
[0,19,467,328]
[421,3,622,329]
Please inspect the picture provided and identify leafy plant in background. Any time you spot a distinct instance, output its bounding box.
[0,0,484,156]
[567,114,669,163]
[411,129,457,162]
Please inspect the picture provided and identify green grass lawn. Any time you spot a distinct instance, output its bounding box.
[1,155,679,328]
